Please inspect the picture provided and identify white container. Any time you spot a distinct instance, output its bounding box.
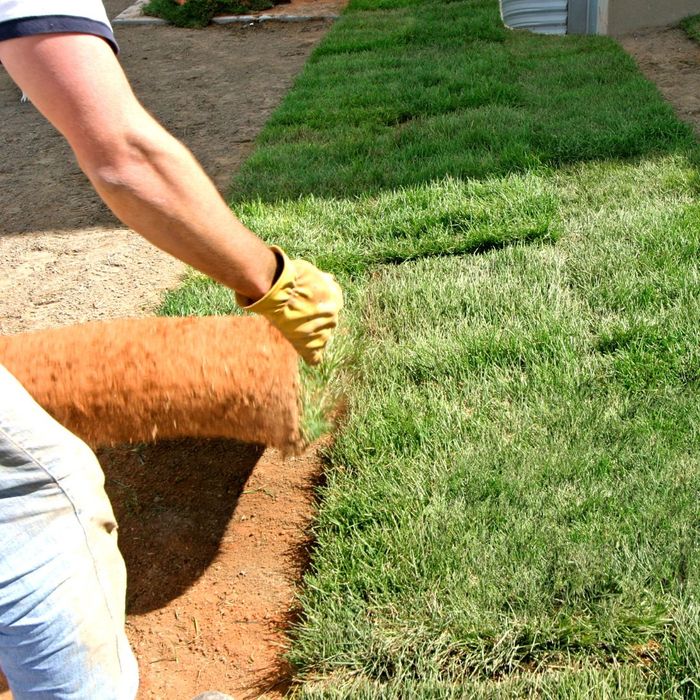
[500,0,568,34]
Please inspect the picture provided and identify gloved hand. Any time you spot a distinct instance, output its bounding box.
[236,246,343,365]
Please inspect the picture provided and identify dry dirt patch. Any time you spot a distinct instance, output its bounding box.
[0,10,336,700]
[618,26,700,137]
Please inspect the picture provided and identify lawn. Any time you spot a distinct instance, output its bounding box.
[163,0,700,696]
[681,13,700,44]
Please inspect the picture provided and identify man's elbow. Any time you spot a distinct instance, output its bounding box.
[79,130,168,195]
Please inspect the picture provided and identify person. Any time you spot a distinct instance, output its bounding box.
[0,1,343,698]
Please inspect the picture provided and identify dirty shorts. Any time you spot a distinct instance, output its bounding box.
[0,0,117,53]
[0,365,138,699]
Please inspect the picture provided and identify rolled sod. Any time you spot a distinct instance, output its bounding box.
[0,316,301,453]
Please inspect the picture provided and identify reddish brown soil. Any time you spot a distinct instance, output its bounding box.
[103,439,325,699]
[0,2,342,698]
[0,317,301,453]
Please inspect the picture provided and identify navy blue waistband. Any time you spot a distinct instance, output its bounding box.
[0,15,118,54]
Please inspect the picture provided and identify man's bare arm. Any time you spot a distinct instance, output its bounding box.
[0,32,277,302]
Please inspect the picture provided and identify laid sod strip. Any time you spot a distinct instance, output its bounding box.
[230,0,692,203]
[680,14,700,44]
[161,270,239,318]
[162,0,700,694]
[236,174,559,275]
[293,159,699,696]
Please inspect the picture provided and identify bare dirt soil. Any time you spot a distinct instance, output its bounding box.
[0,3,340,698]
[618,26,700,137]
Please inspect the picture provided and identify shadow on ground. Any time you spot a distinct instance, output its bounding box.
[99,438,264,614]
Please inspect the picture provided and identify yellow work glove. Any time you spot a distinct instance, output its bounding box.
[236,246,343,365]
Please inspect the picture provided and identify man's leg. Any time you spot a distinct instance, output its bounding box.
[0,366,138,700]
[0,32,277,302]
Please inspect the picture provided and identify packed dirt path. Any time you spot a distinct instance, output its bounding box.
[619,26,700,137]
[0,3,339,698]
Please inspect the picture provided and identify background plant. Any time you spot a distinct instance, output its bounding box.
[143,0,280,27]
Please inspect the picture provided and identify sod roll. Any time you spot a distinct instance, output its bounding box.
[0,316,301,453]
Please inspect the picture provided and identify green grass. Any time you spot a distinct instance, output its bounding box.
[288,158,700,697]
[232,173,560,275]
[162,0,700,695]
[230,0,691,202]
[680,14,700,45]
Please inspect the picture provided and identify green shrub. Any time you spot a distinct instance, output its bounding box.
[143,0,279,27]
[680,13,700,44]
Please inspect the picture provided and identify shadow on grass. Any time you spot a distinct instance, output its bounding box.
[321,223,560,275]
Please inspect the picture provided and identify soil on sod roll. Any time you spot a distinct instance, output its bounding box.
[0,316,302,453]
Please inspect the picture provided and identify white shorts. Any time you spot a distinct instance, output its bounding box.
[0,0,117,53]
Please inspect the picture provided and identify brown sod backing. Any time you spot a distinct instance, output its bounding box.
[0,316,302,453]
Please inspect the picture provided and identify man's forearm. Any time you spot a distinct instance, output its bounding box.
[82,116,277,302]
[0,32,343,365]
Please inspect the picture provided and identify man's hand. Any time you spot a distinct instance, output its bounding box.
[236,247,343,365]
